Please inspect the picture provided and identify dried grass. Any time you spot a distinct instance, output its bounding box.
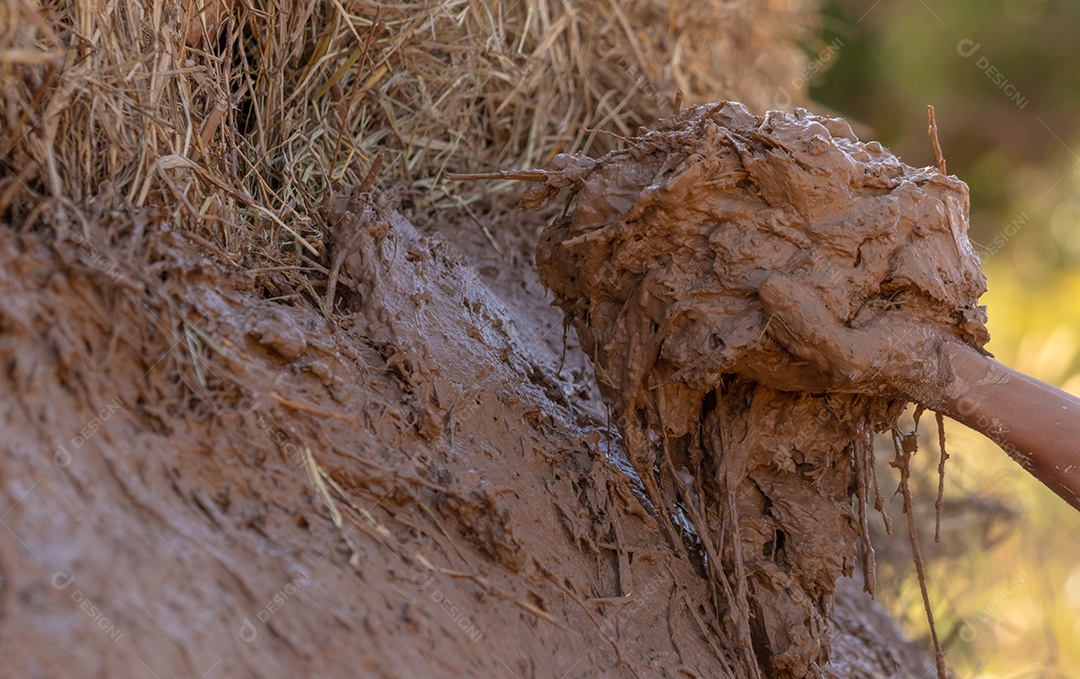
[1,0,816,265]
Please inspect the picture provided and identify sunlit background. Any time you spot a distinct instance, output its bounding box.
[809,2,1080,676]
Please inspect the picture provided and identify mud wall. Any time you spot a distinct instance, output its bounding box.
[1,189,932,677]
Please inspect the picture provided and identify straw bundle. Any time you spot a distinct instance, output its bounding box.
[2,0,816,263]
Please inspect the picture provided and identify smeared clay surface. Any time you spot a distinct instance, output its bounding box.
[534,103,988,677]
[1,185,932,677]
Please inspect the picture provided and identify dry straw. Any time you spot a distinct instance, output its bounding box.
[2,0,816,263]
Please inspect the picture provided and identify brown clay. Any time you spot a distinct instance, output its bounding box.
[532,102,989,677]
[0,182,936,676]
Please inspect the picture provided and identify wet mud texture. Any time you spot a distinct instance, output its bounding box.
[2,187,931,677]
[536,103,989,677]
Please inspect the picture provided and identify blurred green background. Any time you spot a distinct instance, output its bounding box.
[810,1,1080,676]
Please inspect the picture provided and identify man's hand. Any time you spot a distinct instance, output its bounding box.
[753,274,950,405]
[753,274,1080,511]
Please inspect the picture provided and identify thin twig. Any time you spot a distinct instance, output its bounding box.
[324,246,348,313]
[359,153,385,194]
[927,105,947,175]
[869,430,893,535]
[935,411,949,542]
[271,391,363,424]
[892,427,948,679]
[446,169,552,182]
[854,434,876,596]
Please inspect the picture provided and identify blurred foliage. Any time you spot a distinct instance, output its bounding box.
[814,0,1080,275]
[810,1,1080,676]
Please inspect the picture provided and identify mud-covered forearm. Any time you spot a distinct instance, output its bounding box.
[922,342,1080,511]
[759,274,1080,511]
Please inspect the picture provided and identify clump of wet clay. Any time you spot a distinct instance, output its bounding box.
[530,103,989,677]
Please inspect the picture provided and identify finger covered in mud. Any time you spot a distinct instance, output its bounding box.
[760,274,844,374]
[760,274,947,396]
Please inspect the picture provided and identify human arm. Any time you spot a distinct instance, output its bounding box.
[934,343,1080,510]
[757,274,1080,511]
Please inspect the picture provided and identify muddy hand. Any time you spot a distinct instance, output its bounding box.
[757,274,947,399]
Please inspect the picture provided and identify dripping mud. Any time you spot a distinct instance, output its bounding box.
[529,102,988,677]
